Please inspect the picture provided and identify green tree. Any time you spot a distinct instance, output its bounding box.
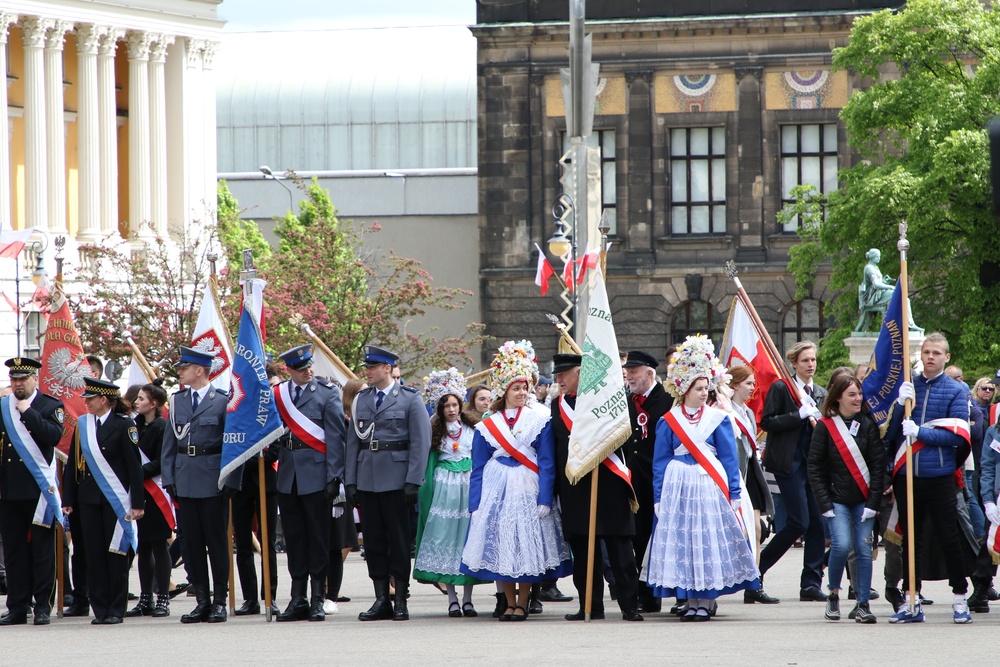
[785,0,1000,368]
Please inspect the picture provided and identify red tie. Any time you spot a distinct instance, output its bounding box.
[632,393,646,409]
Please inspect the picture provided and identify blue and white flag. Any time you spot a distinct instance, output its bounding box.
[861,282,905,428]
[219,279,284,489]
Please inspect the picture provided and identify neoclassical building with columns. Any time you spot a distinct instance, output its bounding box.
[0,0,224,360]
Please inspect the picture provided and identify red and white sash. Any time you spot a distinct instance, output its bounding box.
[892,417,971,477]
[989,519,1000,566]
[559,396,636,505]
[990,403,1000,428]
[482,412,539,474]
[138,448,176,531]
[822,416,870,497]
[732,406,758,453]
[664,410,732,502]
[274,382,326,454]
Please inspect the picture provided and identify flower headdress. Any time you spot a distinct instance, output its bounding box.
[489,340,539,401]
[665,334,729,400]
[422,367,467,406]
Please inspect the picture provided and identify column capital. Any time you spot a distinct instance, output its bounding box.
[733,66,763,81]
[125,30,152,61]
[0,13,18,44]
[186,38,205,68]
[75,23,106,55]
[200,40,219,70]
[19,16,53,49]
[625,69,653,84]
[148,34,175,64]
[43,20,72,50]
[97,28,124,57]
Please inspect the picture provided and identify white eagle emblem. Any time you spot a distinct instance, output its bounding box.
[43,349,90,398]
[191,332,231,379]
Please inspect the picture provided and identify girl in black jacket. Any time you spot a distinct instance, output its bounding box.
[807,374,885,624]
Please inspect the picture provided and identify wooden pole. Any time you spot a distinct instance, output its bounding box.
[464,368,491,386]
[122,333,156,383]
[897,222,917,613]
[228,501,236,615]
[258,455,273,622]
[299,322,358,381]
[56,459,64,618]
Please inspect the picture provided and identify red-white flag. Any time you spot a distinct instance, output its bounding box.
[39,286,91,459]
[719,294,784,424]
[561,248,601,292]
[534,244,555,296]
[191,277,233,392]
[0,227,36,259]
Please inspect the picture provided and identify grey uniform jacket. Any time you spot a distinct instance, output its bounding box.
[345,384,431,493]
[276,378,346,496]
[161,386,235,498]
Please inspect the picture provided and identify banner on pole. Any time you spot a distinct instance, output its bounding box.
[719,294,784,425]
[39,286,90,459]
[191,277,233,393]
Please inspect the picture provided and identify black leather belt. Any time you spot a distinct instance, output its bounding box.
[283,439,311,451]
[180,444,222,457]
[366,440,409,452]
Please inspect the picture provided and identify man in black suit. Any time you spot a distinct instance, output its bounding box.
[0,357,65,625]
[623,350,673,613]
[759,340,827,602]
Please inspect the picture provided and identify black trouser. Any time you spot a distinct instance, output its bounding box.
[232,484,278,601]
[176,495,229,603]
[759,458,825,590]
[0,498,55,615]
[136,540,171,595]
[893,474,968,595]
[357,490,411,584]
[278,487,330,587]
[568,535,638,614]
[68,508,88,604]
[78,502,130,620]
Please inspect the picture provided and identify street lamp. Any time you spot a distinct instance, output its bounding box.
[259,165,295,215]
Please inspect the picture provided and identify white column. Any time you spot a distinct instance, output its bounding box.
[200,41,219,224]
[148,34,173,238]
[20,16,51,232]
[184,39,205,229]
[75,24,104,243]
[125,30,152,240]
[97,28,122,235]
[44,20,71,233]
[0,13,18,228]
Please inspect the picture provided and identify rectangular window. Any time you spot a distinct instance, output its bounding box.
[668,127,726,235]
[561,129,617,235]
[24,312,44,357]
[780,123,838,232]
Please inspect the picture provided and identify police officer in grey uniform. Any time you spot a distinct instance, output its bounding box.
[345,345,431,621]
[160,346,236,624]
[273,344,346,622]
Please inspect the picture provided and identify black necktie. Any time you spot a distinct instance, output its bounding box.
[376,390,385,409]
[294,385,302,405]
[192,392,200,412]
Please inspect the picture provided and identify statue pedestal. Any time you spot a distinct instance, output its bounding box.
[845,331,925,367]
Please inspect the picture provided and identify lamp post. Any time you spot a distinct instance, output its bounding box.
[259,165,294,216]
[548,193,578,342]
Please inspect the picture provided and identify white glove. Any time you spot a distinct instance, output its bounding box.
[822,509,835,518]
[897,381,914,406]
[730,498,742,512]
[985,502,1000,525]
[798,403,817,420]
[654,502,661,516]
[901,419,919,439]
[536,504,551,519]
[331,506,344,519]
[861,507,877,522]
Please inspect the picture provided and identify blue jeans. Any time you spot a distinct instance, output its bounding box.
[965,470,986,542]
[825,502,875,603]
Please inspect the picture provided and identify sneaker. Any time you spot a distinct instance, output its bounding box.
[322,600,338,615]
[888,604,924,624]
[825,592,840,621]
[854,602,877,624]
[953,601,972,624]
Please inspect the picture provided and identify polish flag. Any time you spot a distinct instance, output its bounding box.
[561,249,601,292]
[0,227,36,259]
[719,293,784,424]
[534,244,555,296]
[191,277,234,392]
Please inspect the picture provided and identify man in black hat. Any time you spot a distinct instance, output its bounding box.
[160,346,234,624]
[623,349,673,613]
[345,345,431,621]
[540,353,643,621]
[272,344,346,622]
[0,357,65,625]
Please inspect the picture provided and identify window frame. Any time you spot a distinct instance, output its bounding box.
[667,126,727,236]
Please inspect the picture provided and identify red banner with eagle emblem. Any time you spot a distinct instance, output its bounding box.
[39,287,90,458]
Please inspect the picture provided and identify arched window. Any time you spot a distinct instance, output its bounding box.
[671,300,724,349]
[781,299,826,352]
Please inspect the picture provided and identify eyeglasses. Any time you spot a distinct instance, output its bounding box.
[982,387,996,393]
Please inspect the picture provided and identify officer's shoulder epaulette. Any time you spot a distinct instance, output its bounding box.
[318,379,335,389]
[174,386,191,395]
[359,385,375,394]
[400,385,419,394]
[213,387,230,396]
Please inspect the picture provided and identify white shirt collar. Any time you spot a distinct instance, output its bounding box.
[376,381,396,396]
[190,384,210,401]
[794,375,813,392]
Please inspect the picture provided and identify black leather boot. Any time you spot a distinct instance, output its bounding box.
[180,586,211,624]
[393,582,409,621]
[277,579,309,622]
[309,578,326,621]
[969,578,990,613]
[152,594,170,618]
[358,579,394,621]
[206,591,228,623]
[125,592,153,617]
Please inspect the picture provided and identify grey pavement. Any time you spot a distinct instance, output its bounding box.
[1,542,996,665]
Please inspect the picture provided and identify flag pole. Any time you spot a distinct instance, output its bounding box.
[122,332,156,382]
[298,322,358,382]
[897,221,917,613]
[464,368,491,386]
[227,502,236,615]
[56,460,64,618]
[258,454,274,622]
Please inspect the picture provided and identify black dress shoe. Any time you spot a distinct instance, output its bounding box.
[637,598,661,613]
[847,586,880,601]
[622,609,644,621]
[308,597,326,622]
[800,587,828,602]
[744,588,780,604]
[234,600,261,616]
[33,611,50,626]
[102,616,122,625]
[90,617,104,625]
[277,596,309,622]
[180,602,212,624]
[537,586,572,602]
[205,604,227,623]
[527,597,543,614]
[989,587,1000,602]
[0,612,27,626]
[669,601,688,616]
[63,604,90,618]
[564,609,605,621]
[358,598,393,621]
[167,583,191,599]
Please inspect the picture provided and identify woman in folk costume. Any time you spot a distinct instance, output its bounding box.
[461,340,572,621]
[125,379,174,618]
[413,368,487,617]
[646,335,760,622]
[61,377,145,625]
[807,374,884,624]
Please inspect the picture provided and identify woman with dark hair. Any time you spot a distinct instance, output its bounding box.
[466,384,492,421]
[414,369,486,617]
[807,374,885,624]
[62,377,144,625]
[125,379,173,618]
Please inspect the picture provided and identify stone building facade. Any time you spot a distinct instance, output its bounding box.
[473,0,900,367]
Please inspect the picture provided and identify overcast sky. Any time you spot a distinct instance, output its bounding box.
[219,0,477,32]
